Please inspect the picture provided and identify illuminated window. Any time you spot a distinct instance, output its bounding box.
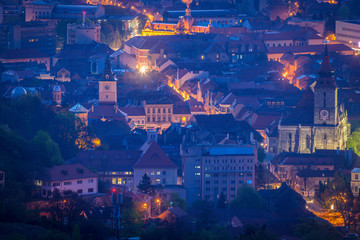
[157,171,161,175]
[117,178,122,184]
[156,178,160,183]
[112,172,116,175]
[151,171,154,175]
[112,178,116,184]
[125,172,129,175]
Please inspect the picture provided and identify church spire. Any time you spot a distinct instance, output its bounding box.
[100,54,115,81]
[317,44,336,88]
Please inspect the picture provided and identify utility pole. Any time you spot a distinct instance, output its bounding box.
[112,188,123,240]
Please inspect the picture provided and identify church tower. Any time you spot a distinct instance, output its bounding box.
[313,45,338,126]
[99,56,117,104]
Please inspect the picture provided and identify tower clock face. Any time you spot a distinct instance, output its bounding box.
[320,109,330,120]
[104,85,110,90]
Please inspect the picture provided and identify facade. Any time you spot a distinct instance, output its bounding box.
[133,141,178,189]
[351,168,360,197]
[336,20,360,50]
[69,103,89,126]
[181,144,257,205]
[40,163,98,198]
[277,47,350,154]
[25,1,56,22]
[144,100,174,130]
[67,21,101,45]
[0,21,56,55]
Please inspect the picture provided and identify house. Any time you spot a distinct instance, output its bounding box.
[295,169,334,198]
[70,150,141,191]
[39,163,98,198]
[158,206,189,224]
[133,141,179,189]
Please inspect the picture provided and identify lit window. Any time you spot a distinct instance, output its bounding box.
[195,173,200,176]
[157,171,161,175]
[195,166,200,169]
[112,178,116,184]
[117,178,122,184]
[112,172,117,175]
[151,171,154,175]
[156,178,160,183]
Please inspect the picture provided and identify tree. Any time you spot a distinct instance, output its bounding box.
[236,224,278,240]
[347,129,360,156]
[137,173,155,195]
[191,200,216,229]
[321,172,360,231]
[230,184,262,209]
[31,130,64,166]
[216,192,226,209]
[294,218,342,240]
[257,147,266,163]
[163,193,188,211]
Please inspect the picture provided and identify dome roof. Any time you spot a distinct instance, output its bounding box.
[11,86,27,98]
[53,85,61,92]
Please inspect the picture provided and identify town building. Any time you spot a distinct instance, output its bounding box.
[0,170,4,189]
[0,21,56,55]
[67,13,101,45]
[351,168,360,197]
[87,57,127,122]
[336,20,360,50]
[181,144,257,205]
[133,140,179,188]
[39,163,98,198]
[276,47,350,154]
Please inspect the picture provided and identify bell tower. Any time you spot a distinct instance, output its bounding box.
[99,56,117,104]
[313,45,338,126]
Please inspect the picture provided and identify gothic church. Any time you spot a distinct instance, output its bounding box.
[277,47,350,154]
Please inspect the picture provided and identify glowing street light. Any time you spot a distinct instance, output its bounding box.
[139,65,146,74]
[156,199,160,204]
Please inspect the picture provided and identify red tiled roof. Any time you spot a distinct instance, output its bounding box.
[133,141,177,169]
[119,107,145,116]
[88,103,127,120]
[42,163,98,181]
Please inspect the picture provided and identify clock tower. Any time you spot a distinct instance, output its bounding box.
[314,45,338,126]
[99,56,117,104]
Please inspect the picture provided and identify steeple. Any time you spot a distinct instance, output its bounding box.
[316,44,336,88]
[100,55,115,81]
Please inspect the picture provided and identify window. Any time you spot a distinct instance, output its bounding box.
[162,179,166,184]
[156,179,160,183]
[195,173,200,175]
[117,178,122,184]
[168,108,171,113]
[112,178,116,184]
[163,108,166,113]
[88,188,94,193]
[88,179,94,183]
[77,180,82,184]
[153,108,155,113]
[356,187,359,193]
[168,117,171,121]
[53,182,60,187]
[157,171,161,175]
[77,189,83,194]
[153,117,155,122]
[151,171,154,175]
[147,109,150,113]
[163,171,166,175]
[158,108,160,113]
[356,174,359,180]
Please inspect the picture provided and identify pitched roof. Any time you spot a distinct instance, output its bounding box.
[42,163,98,181]
[133,141,177,169]
[296,169,334,178]
[72,150,141,171]
[119,107,145,116]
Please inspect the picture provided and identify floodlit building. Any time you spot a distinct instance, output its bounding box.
[67,13,101,45]
[336,20,360,50]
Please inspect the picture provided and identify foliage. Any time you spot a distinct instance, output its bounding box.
[137,173,155,196]
[257,147,266,163]
[236,224,278,240]
[31,130,63,166]
[216,192,226,209]
[347,128,360,156]
[230,184,263,209]
[191,200,216,229]
[294,219,342,240]
[0,95,79,159]
[163,193,188,211]
[47,189,90,225]
[321,172,360,231]
[121,198,143,237]
[189,225,233,240]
